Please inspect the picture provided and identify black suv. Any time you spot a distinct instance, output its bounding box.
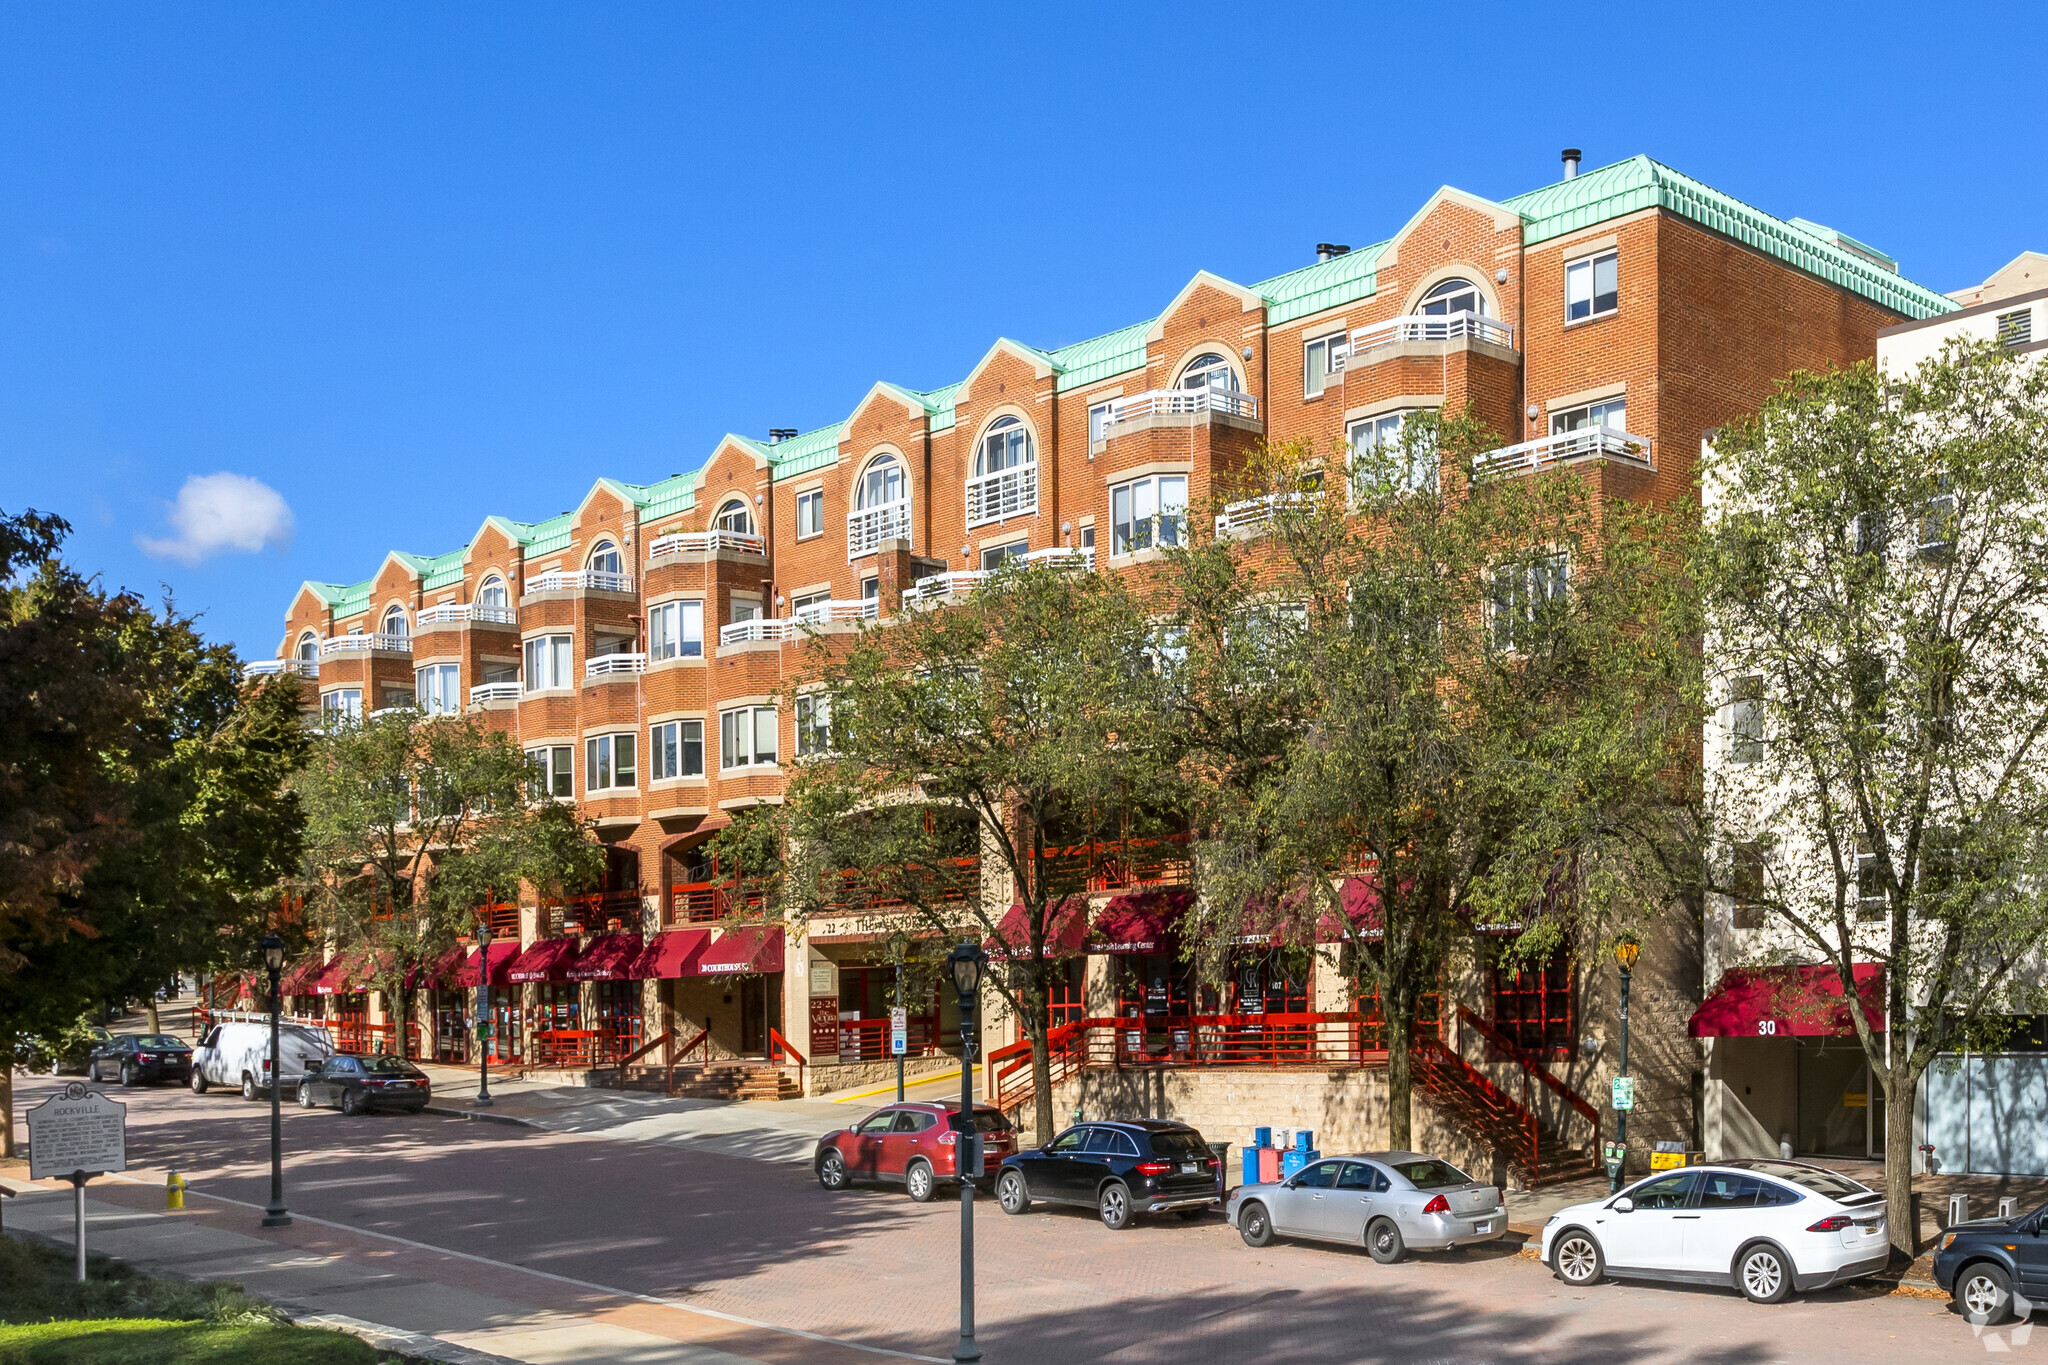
[88,1034,191,1086]
[995,1119,1220,1229]
[1935,1200,2048,1326]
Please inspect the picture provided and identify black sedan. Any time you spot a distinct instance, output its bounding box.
[297,1054,432,1115]
[1935,1200,2048,1325]
[995,1118,1221,1229]
[88,1035,192,1087]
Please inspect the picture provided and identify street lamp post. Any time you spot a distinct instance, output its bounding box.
[946,941,986,1365]
[474,918,494,1107]
[260,933,291,1228]
[1610,935,1641,1194]
[894,944,905,1104]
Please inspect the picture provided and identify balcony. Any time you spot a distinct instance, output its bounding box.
[468,681,523,705]
[847,502,912,559]
[1214,491,1321,539]
[321,633,412,656]
[1348,310,1515,361]
[417,603,518,628]
[720,599,877,646]
[647,529,767,560]
[901,547,1095,606]
[1474,427,1653,479]
[965,462,1039,528]
[526,569,634,594]
[585,652,648,679]
[243,658,319,681]
[1106,387,1259,429]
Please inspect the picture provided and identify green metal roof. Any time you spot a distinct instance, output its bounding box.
[631,471,699,523]
[1048,320,1152,392]
[765,421,848,483]
[417,547,467,592]
[1253,240,1390,327]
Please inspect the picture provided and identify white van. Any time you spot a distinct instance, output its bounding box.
[191,1019,333,1098]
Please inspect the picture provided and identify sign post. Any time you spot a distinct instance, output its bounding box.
[26,1083,126,1282]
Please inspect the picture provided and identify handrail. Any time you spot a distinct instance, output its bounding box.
[1348,309,1516,357]
[965,462,1040,528]
[1474,427,1652,477]
[1106,387,1259,427]
[321,633,412,656]
[585,652,648,678]
[847,502,912,559]
[417,603,518,627]
[243,659,319,680]
[1456,1004,1601,1128]
[468,681,523,704]
[527,569,635,594]
[768,1026,807,1093]
[647,529,767,560]
[615,1029,671,1071]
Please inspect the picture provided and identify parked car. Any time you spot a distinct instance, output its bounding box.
[87,1034,192,1087]
[1933,1200,2048,1325]
[190,1020,333,1099]
[1541,1159,1890,1303]
[297,1054,432,1115]
[815,1102,1017,1201]
[1227,1151,1505,1262]
[995,1119,1220,1230]
[49,1022,114,1075]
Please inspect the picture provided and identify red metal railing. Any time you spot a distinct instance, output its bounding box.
[667,880,764,925]
[1035,833,1191,896]
[475,901,521,938]
[836,1016,940,1060]
[543,891,644,934]
[1453,1005,1600,1185]
[334,1019,422,1058]
[768,1027,807,1093]
[527,1025,643,1069]
[837,857,980,910]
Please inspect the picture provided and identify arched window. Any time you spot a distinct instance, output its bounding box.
[477,576,508,611]
[1419,277,1488,317]
[587,541,622,575]
[1177,352,1239,393]
[857,453,907,508]
[714,500,755,535]
[974,418,1034,476]
[295,631,318,662]
[381,606,408,638]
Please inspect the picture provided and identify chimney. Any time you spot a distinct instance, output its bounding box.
[1315,243,1351,264]
[1561,148,1582,180]
[767,428,797,444]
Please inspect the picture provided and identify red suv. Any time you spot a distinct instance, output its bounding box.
[815,1102,1017,1202]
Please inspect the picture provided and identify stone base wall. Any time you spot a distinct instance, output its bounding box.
[808,1054,958,1097]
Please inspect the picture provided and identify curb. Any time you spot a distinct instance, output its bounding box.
[290,1309,528,1365]
[423,1105,535,1128]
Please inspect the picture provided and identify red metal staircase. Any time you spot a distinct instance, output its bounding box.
[1414,1008,1600,1187]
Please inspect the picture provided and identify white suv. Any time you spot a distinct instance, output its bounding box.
[1541,1160,1889,1303]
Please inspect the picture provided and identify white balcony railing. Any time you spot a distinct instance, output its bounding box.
[1106,387,1259,429]
[1348,309,1516,359]
[468,682,523,705]
[847,502,913,559]
[1473,427,1653,478]
[243,658,319,681]
[416,603,518,627]
[647,529,767,560]
[901,547,1096,607]
[720,599,878,647]
[526,569,635,594]
[965,462,1039,528]
[321,633,412,656]
[585,652,648,679]
[1215,491,1322,539]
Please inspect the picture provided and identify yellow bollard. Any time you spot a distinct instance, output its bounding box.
[165,1170,186,1211]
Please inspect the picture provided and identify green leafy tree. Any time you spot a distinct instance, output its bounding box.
[1165,420,1699,1152]
[293,711,605,1055]
[1699,342,2048,1253]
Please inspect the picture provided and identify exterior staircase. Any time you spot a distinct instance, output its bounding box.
[1414,1010,1602,1188]
[610,1060,802,1101]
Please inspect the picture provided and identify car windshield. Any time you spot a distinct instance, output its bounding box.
[135,1036,186,1049]
[1391,1158,1472,1190]
[1147,1130,1210,1157]
[1736,1161,1870,1200]
[360,1057,420,1076]
[972,1111,1012,1133]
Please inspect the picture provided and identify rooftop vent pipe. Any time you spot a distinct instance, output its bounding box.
[1561,148,1582,179]
[767,428,797,444]
[1315,243,1350,263]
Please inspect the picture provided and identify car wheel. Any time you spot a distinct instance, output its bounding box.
[1553,1230,1605,1286]
[189,1071,207,1095]
[1958,1262,2016,1326]
[298,1082,316,1109]
[906,1160,938,1204]
[1238,1202,1275,1247]
[1737,1244,1792,1304]
[997,1170,1031,1215]
[121,1063,138,1088]
[1098,1182,1133,1231]
[818,1149,850,1191]
[340,1089,366,1116]
[241,1073,259,1100]
[1367,1218,1406,1265]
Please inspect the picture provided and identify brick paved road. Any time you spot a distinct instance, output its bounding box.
[17,1073,2025,1364]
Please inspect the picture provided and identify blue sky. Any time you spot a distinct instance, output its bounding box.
[3,2,2042,659]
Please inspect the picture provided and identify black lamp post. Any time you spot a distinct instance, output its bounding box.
[474,918,494,1108]
[1610,934,1641,1194]
[946,941,986,1365]
[893,943,906,1104]
[260,933,291,1228]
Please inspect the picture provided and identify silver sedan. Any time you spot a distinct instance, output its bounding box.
[1226,1151,1507,1262]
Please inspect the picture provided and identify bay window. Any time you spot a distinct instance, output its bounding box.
[795,693,833,757]
[647,599,704,660]
[650,720,705,780]
[523,634,573,691]
[525,745,573,800]
[720,705,778,770]
[1110,474,1188,554]
[585,732,637,792]
[415,663,461,715]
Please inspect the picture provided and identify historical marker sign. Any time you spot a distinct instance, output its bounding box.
[27,1084,126,1181]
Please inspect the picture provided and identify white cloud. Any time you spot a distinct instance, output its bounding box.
[137,472,296,566]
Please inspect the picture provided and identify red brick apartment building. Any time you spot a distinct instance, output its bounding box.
[246,154,1954,1177]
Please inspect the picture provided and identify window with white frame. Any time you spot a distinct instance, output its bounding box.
[1550,396,1626,437]
[791,591,831,621]
[1348,409,1435,491]
[647,599,703,660]
[1088,400,1115,445]
[382,606,408,638]
[714,499,755,535]
[1489,552,1569,650]
[649,720,705,780]
[477,576,508,611]
[525,745,573,799]
[980,541,1028,572]
[720,706,778,770]
[860,576,879,602]
[729,598,759,624]
[795,489,825,538]
[1728,676,1764,764]
[1178,352,1238,392]
[795,693,833,757]
[295,631,319,662]
[859,453,907,509]
[1419,277,1488,316]
[1110,474,1188,554]
[1304,332,1347,397]
[1565,251,1619,322]
[321,689,362,721]
[975,417,1033,476]
[523,634,573,690]
[587,541,622,575]
[584,732,637,792]
[415,663,461,715]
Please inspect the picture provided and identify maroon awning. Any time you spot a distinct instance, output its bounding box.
[309,952,368,995]
[1089,889,1190,954]
[1688,963,1885,1038]
[985,899,1089,961]
[407,944,470,991]
[448,940,519,989]
[277,957,325,996]
[636,929,713,979]
[567,932,646,981]
[694,925,785,976]
[505,937,579,983]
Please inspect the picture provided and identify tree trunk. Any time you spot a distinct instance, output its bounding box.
[0,1028,14,1159]
[145,998,161,1034]
[1030,1023,1054,1148]
[1386,1017,1414,1151]
[1883,1059,1920,1257]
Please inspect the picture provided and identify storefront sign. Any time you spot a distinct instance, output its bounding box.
[809,996,841,1058]
[27,1085,126,1180]
[889,1007,907,1057]
[1611,1077,1636,1111]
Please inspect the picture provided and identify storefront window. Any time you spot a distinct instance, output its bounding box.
[1489,959,1575,1058]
